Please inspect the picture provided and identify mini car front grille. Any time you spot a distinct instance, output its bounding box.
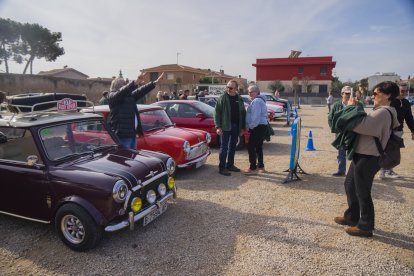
[186,142,208,160]
[126,174,169,211]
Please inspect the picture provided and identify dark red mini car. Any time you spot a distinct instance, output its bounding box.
[0,98,177,251]
[153,100,249,149]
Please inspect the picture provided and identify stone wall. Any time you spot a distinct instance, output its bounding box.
[0,73,111,104]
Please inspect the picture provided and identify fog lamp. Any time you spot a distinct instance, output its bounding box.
[146,190,156,204]
[158,183,167,196]
[167,177,175,189]
[131,197,142,213]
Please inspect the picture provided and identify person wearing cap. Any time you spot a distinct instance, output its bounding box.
[328,86,363,176]
[378,82,414,179]
[99,91,109,105]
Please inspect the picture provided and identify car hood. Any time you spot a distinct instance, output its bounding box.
[64,149,166,189]
[150,127,206,145]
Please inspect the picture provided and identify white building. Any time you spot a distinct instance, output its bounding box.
[367,72,400,91]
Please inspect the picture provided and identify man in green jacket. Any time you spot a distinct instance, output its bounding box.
[328,86,364,176]
[328,86,352,176]
[214,80,246,176]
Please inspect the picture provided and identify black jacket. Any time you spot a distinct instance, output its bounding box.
[108,81,156,138]
[390,98,414,133]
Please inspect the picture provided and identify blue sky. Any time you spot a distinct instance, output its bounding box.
[1,0,413,82]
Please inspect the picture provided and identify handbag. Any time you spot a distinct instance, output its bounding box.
[264,122,274,142]
[374,108,405,170]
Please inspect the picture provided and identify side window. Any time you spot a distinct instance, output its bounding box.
[0,127,43,164]
[178,104,198,118]
[165,104,178,117]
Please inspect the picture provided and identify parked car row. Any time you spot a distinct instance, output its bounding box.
[152,100,250,149]
[0,92,280,251]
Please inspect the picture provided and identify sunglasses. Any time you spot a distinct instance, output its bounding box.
[227,86,234,90]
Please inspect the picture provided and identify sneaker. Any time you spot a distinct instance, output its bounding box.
[258,167,266,173]
[243,168,258,175]
[227,165,241,172]
[219,169,231,176]
[378,171,385,180]
[386,170,400,178]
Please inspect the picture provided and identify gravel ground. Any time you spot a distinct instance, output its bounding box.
[1,105,413,275]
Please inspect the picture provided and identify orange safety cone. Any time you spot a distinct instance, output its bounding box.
[305,130,316,151]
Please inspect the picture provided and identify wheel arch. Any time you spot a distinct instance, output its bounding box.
[53,196,108,226]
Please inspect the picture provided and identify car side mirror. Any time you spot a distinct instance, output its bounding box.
[27,155,39,166]
[195,113,206,119]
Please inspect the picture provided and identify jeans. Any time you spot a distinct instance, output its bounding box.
[219,123,239,170]
[247,124,266,170]
[343,153,380,231]
[119,137,136,149]
[337,149,346,174]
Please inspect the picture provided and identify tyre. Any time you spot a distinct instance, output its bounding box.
[55,203,102,251]
[236,135,245,150]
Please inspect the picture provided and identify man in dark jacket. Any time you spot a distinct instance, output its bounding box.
[108,72,164,149]
[379,82,414,179]
[214,80,246,176]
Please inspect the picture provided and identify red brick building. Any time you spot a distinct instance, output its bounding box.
[252,55,336,95]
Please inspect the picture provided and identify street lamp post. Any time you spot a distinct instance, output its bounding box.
[176,52,181,64]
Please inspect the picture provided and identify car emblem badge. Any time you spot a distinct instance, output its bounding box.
[145,170,158,178]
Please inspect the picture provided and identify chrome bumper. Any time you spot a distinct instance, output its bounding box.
[177,150,211,168]
[104,189,176,232]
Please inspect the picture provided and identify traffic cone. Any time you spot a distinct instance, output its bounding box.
[305,130,316,151]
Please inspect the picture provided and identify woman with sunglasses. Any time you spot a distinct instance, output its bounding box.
[333,81,399,237]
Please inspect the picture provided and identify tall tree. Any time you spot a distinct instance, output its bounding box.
[291,77,300,106]
[16,23,64,74]
[331,75,343,94]
[267,80,285,93]
[0,18,21,73]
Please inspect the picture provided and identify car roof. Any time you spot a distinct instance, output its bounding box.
[0,111,101,128]
[154,100,200,104]
[82,104,163,113]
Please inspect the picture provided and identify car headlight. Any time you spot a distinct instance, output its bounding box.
[166,158,176,175]
[146,189,156,204]
[183,141,191,154]
[205,133,211,144]
[131,197,142,212]
[158,183,167,196]
[112,180,128,203]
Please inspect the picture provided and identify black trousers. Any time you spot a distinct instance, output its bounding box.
[247,124,266,170]
[343,153,380,231]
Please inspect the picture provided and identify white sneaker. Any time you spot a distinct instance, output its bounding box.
[378,171,385,180]
[386,170,400,178]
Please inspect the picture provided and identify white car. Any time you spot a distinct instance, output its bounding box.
[241,95,284,119]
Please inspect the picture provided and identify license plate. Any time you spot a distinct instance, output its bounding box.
[143,201,168,226]
[195,156,207,168]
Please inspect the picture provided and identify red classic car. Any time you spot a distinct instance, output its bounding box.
[0,97,177,251]
[82,104,211,169]
[152,100,249,149]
